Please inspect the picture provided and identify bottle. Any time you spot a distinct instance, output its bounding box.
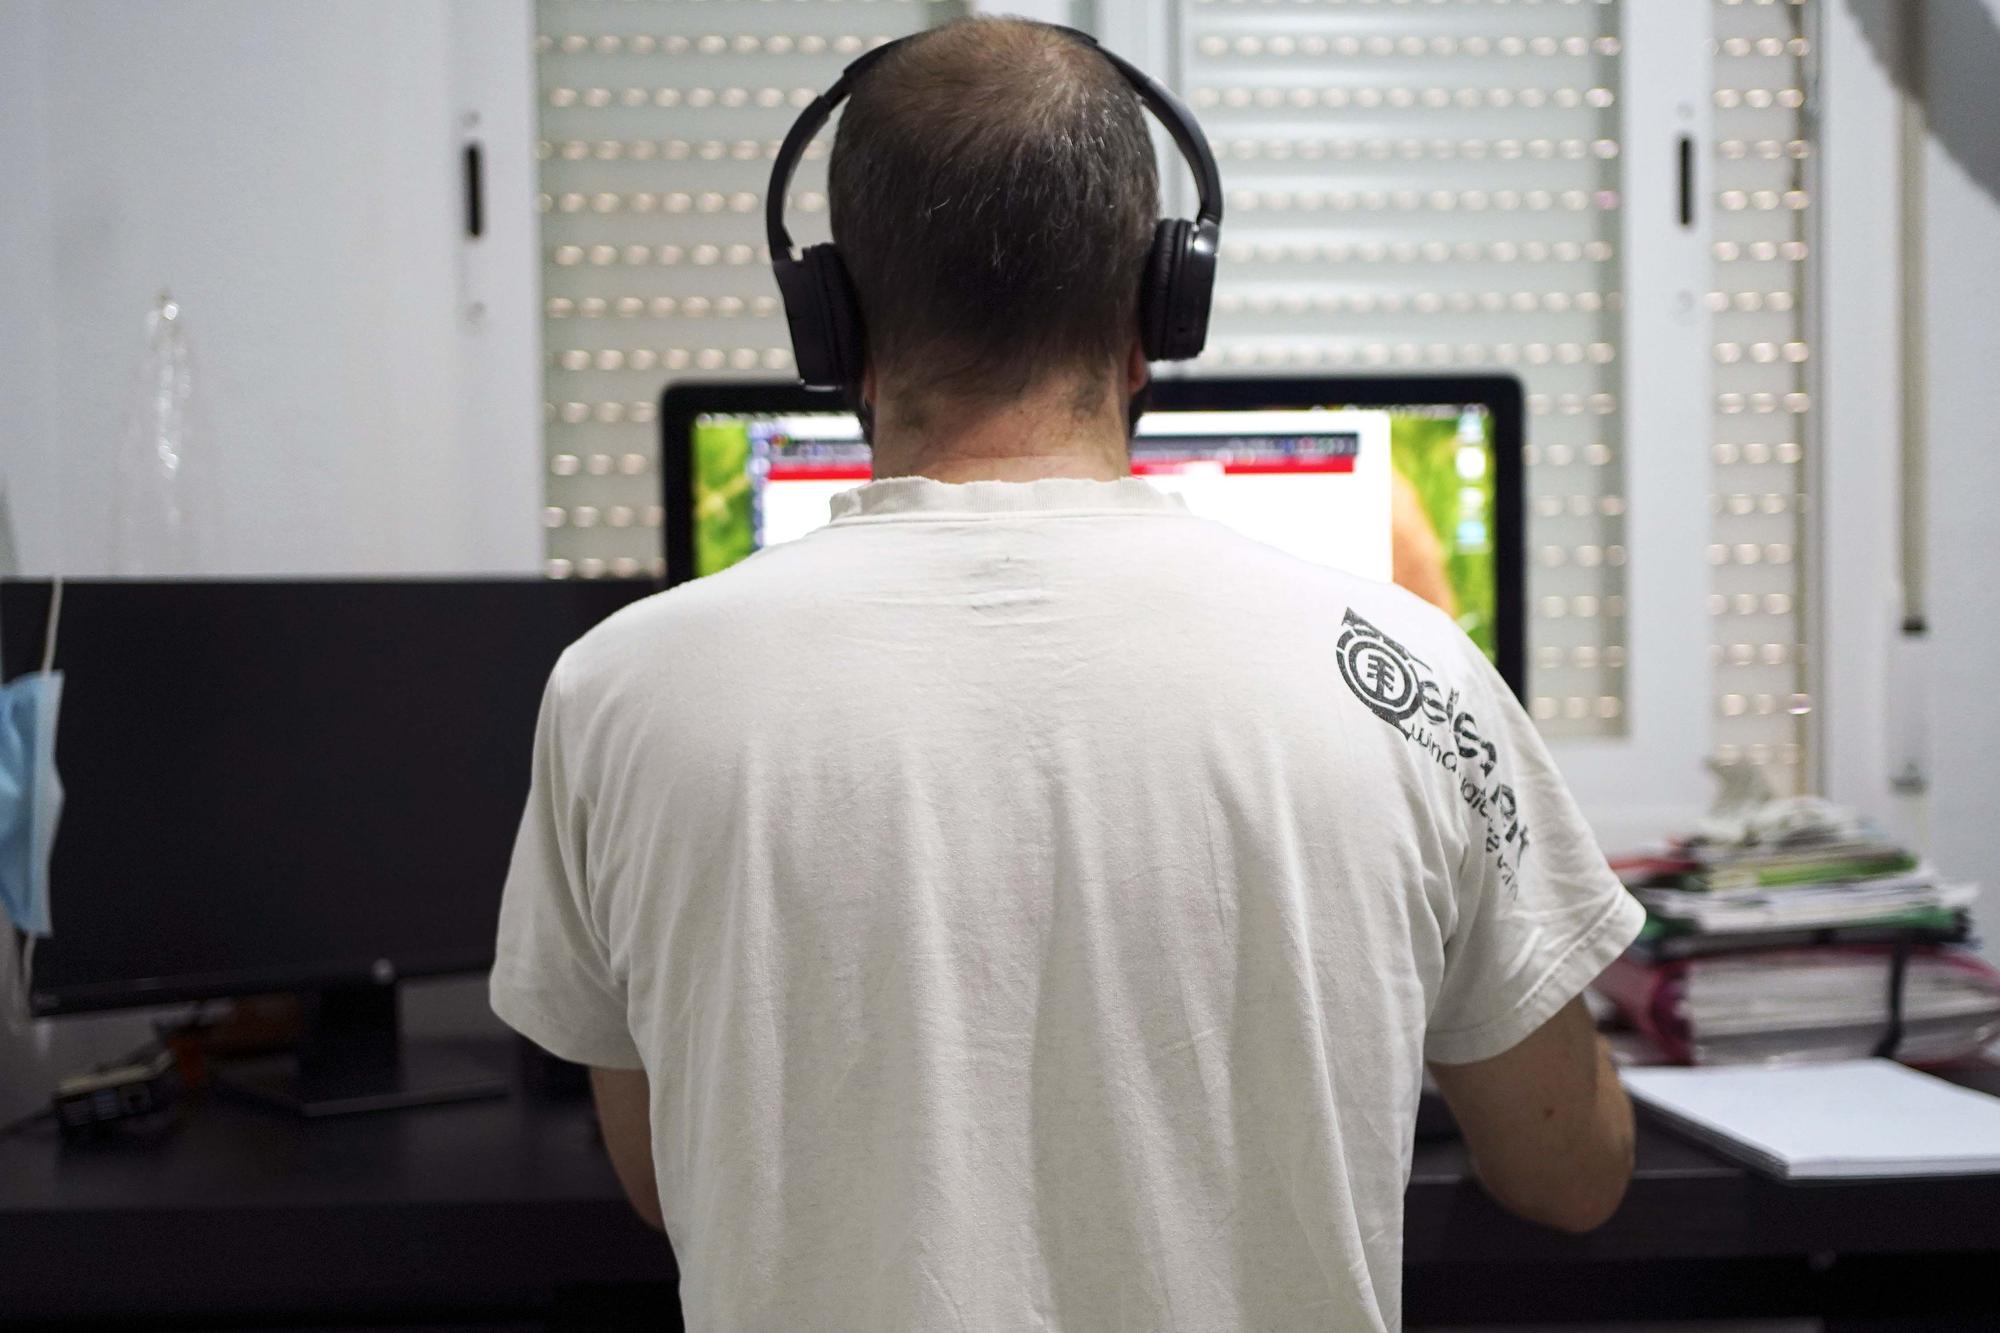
[110,291,217,574]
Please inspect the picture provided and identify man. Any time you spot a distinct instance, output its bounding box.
[492,17,1644,1331]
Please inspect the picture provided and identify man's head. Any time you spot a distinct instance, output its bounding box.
[828,18,1160,427]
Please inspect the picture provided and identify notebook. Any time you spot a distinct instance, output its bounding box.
[1621,1059,2000,1180]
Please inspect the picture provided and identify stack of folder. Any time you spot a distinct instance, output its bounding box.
[1601,799,2000,1066]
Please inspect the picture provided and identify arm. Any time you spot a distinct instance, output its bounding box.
[1427,996,1634,1233]
[590,1065,664,1231]
[489,665,660,1230]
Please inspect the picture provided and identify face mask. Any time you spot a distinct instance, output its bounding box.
[0,579,63,944]
[0,668,63,938]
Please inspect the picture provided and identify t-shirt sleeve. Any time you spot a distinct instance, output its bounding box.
[489,655,644,1070]
[1423,641,1645,1066]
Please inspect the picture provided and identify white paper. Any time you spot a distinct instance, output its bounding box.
[1622,1059,2000,1179]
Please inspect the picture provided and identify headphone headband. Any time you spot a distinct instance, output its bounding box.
[1083,42,1225,227]
[767,23,1223,391]
[765,28,1223,265]
[762,42,892,260]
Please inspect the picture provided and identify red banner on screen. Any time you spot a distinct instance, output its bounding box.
[1131,457,1357,476]
[766,466,874,482]
[766,457,1357,483]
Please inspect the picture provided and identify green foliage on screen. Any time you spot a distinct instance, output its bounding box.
[692,419,756,577]
[1390,415,1497,657]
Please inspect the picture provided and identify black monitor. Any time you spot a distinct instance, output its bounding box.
[1,578,649,1113]
[660,375,1525,697]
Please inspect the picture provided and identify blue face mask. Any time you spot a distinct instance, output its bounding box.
[0,666,62,939]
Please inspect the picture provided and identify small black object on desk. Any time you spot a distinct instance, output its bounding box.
[215,983,509,1118]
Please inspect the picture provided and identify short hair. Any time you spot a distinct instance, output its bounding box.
[828,18,1160,408]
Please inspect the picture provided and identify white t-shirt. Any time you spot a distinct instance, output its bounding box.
[491,475,1643,1332]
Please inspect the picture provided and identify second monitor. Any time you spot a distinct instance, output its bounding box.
[662,376,1523,696]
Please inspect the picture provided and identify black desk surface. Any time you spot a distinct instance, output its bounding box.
[7,1039,2000,1328]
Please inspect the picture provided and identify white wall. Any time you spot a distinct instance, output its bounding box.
[0,0,542,1121]
[0,0,60,576]
[1920,0,2000,950]
[0,0,542,578]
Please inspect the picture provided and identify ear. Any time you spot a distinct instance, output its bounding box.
[1125,338,1150,396]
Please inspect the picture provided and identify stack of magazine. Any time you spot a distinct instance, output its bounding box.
[1601,798,2000,1066]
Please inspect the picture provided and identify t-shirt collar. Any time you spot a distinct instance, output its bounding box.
[828,475,1188,523]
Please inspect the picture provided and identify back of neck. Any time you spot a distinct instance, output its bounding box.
[866,376,1131,483]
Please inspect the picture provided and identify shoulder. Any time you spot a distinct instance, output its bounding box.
[1187,517,1481,674]
[550,549,800,700]
[1330,579,1489,705]
[1320,580,1502,767]
[1187,522,1506,739]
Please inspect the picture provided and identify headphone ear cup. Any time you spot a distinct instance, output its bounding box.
[1139,219,1187,363]
[1140,217,1218,362]
[808,244,867,388]
[774,244,867,390]
[1168,218,1218,361]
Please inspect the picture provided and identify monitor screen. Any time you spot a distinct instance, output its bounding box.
[683,397,1504,661]
[2,579,649,1014]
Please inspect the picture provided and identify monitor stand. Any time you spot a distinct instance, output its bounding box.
[217,982,508,1118]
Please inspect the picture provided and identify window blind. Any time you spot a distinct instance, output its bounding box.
[1708,0,1815,793]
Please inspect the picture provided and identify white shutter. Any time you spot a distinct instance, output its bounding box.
[1708,0,1816,794]
[532,0,943,580]
[1175,0,1630,740]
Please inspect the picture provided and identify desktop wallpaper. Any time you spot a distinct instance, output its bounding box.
[688,409,1498,659]
[1390,410,1497,658]
[692,416,757,577]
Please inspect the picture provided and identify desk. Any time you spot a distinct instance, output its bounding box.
[4,1039,1998,1330]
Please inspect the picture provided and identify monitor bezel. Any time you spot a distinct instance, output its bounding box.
[29,950,498,1018]
[660,374,1525,697]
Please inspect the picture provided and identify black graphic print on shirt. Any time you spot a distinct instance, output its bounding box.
[1337,607,1531,895]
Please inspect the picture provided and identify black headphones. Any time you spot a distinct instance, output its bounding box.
[765,24,1224,394]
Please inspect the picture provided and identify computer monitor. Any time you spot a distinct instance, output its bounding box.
[661,376,1524,694]
[0,578,649,1113]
